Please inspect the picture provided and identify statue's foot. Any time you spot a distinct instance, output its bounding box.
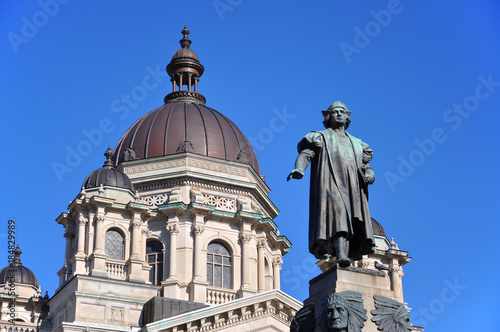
[338,257,351,268]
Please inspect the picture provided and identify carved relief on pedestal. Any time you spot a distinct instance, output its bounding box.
[371,295,412,332]
[110,306,124,322]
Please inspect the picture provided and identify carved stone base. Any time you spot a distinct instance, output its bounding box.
[303,266,402,332]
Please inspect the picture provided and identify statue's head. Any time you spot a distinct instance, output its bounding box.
[322,101,352,129]
[319,292,367,332]
[325,295,349,331]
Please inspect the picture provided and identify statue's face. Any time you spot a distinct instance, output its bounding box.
[326,107,348,128]
[326,303,348,331]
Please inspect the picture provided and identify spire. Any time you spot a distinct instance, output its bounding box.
[103,146,114,168]
[12,245,22,266]
[180,26,192,49]
[165,26,206,104]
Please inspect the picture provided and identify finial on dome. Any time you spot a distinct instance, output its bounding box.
[180,26,192,49]
[103,146,114,167]
[12,245,22,266]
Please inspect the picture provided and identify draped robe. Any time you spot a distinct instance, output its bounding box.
[294,128,375,260]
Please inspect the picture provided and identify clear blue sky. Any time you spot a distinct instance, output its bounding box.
[1,1,499,331]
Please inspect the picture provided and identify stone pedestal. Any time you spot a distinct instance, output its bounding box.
[304,266,395,332]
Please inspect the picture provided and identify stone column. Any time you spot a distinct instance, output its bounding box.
[128,214,145,282]
[272,257,282,290]
[141,228,148,263]
[240,233,251,288]
[73,215,88,274]
[130,220,141,259]
[257,239,266,293]
[94,215,105,253]
[167,224,179,279]
[192,225,204,281]
[63,229,74,268]
[390,265,404,301]
[189,211,208,303]
[90,215,107,277]
[76,216,87,255]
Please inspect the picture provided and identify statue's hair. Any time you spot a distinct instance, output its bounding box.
[371,295,412,332]
[318,292,367,332]
[323,112,352,130]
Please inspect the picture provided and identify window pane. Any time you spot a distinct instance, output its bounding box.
[223,256,231,265]
[149,265,156,284]
[208,242,230,256]
[146,241,163,254]
[105,229,124,260]
[214,265,222,288]
[214,255,222,264]
[223,266,231,289]
[207,264,213,286]
[157,263,163,284]
[148,255,155,263]
[207,254,213,263]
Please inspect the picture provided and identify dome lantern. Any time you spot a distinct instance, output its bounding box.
[165,26,206,104]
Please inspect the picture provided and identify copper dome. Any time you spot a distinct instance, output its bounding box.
[84,147,134,191]
[371,218,387,238]
[113,102,260,173]
[0,246,39,287]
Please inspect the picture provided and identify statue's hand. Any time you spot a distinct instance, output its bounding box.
[287,170,303,181]
[365,174,375,184]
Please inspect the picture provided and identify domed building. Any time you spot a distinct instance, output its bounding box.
[47,27,300,332]
[0,246,49,329]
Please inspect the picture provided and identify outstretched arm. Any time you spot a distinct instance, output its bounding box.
[287,148,315,181]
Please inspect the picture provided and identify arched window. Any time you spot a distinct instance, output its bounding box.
[146,240,164,285]
[207,241,231,289]
[105,229,124,260]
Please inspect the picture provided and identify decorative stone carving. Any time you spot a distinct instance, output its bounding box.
[192,225,204,236]
[321,291,367,332]
[167,224,179,235]
[96,215,105,223]
[234,150,248,164]
[257,239,267,249]
[240,233,252,244]
[110,306,124,322]
[371,295,412,332]
[123,148,139,161]
[202,193,235,211]
[290,303,315,332]
[273,257,283,267]
[136,193,169,207]
[176,140,199,153]
[130,220,141,229]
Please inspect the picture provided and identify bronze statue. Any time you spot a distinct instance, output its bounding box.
[288,101,375,267]
[318,292,367,332]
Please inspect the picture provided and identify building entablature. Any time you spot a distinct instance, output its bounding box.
[118,153,279,219]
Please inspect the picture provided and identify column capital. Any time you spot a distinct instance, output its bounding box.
[240,233,252,244]
[192,225,204,236]
[131,220,141,229]
[95,215,105,223]
[168,224,179,235]
[257,239,267,250]
[272,257,283,267]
